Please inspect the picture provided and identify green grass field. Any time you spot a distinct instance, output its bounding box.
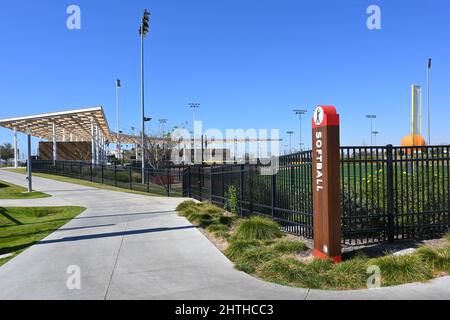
[0,180,50,199]
[8,168,182,198]
[0,206,86,266]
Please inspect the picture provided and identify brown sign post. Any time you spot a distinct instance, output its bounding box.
[312,106,342,263]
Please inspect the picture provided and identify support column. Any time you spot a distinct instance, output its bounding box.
[62,128,66,142]
[91,118,96,165]
[52,123,57,165]
[95,125,100,164]
[13,127,18,168]
[69,132,73,142]
[312,106,342,263]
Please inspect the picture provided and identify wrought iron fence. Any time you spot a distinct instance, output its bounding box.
[31,160,184,197]
[183,145,450,245]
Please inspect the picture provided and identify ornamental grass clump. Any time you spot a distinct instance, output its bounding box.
[369,254,433,286]
[233,216,282,241]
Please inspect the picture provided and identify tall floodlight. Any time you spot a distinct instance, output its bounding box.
[116,79,121,161]
[159,119,168,137]
[372,131,379,146]
[294,109,307,151]
[365,115,377,146]
[427,58,432,145]
[139,9,150,184]
[287,131,294,154]
[189,103,200,129]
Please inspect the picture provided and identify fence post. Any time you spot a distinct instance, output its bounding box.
[166,168,170,197]
[386,144,395,243]
[90,163,93,182]
[129,166,132,190]
[210,166,213,203]
[79,162,82,180]
[62,161,65,176]
[199,166,203,201]
[188,166,191,198]
[239,164,244,217]
[146,168,150,193]
[101,164,104,184]
[114,163,117,187]
[271,173,276,219]
[221,166,225,206]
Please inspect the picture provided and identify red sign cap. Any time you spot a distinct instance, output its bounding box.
[312,105,339,128]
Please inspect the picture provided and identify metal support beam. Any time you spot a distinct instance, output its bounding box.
[52,123,57,165]
[13,127,18,168]
[27,133,32,192]
[91,118,96,165]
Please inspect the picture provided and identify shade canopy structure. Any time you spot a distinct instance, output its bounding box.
[0,106,113,142]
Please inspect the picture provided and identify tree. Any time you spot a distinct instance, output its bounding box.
[0,143,14,165]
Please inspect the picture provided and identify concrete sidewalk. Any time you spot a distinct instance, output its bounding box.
[0,169,449,300]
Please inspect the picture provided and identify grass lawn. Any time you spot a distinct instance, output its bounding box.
[176,200,450,290]
[8,168,181,198]
[0,206,86,266]
[0,180,50,199]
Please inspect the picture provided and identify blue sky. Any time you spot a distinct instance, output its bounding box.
[0,0,449,155]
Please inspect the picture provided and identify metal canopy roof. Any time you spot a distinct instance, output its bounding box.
[0,106,282,146]
[0,106,112,142]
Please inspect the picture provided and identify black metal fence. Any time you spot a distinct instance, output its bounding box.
[31,160,183,197]
[183,145,450,245]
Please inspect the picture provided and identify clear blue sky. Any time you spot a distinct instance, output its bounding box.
[1,0,449,156]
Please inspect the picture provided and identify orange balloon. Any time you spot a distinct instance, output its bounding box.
[401,134,427,147]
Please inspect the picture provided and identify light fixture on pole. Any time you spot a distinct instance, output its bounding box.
[372,131,379,146]
[116,79,121,162]
[287,131,294,154]
[427,58,432,145]
[139,9,150,184]
[365,115,377,146]
[159,119,168,137]
[294,109,307,151]
[189,103,200,129]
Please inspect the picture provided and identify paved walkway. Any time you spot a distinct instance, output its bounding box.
[0,169,449,300]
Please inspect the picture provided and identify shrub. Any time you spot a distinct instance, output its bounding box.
[176,200,196,212]
[179,207,195,218]
[445,233,450,246]
[219,215,235,226]
[226,185,239,215]
[416,246,450,273]
[273,240,308,254]
[324,257,369,290]
[233,246,279,273]
[207,224,229,233]
[200,203,224,216]
[225,239,262,260]
[233,216,282,241]
[370,254,433,286]
[259,258,305,285]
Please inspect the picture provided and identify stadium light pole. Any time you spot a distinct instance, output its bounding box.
[372,131,379,146]
[427,58,432,145]
[189,103,200,129]
[139,9,150,184]
[365,115,377,146]
[287,131,294,154]
[159,119,168,137]
[294,109,307,151]
[116,79,121,162]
